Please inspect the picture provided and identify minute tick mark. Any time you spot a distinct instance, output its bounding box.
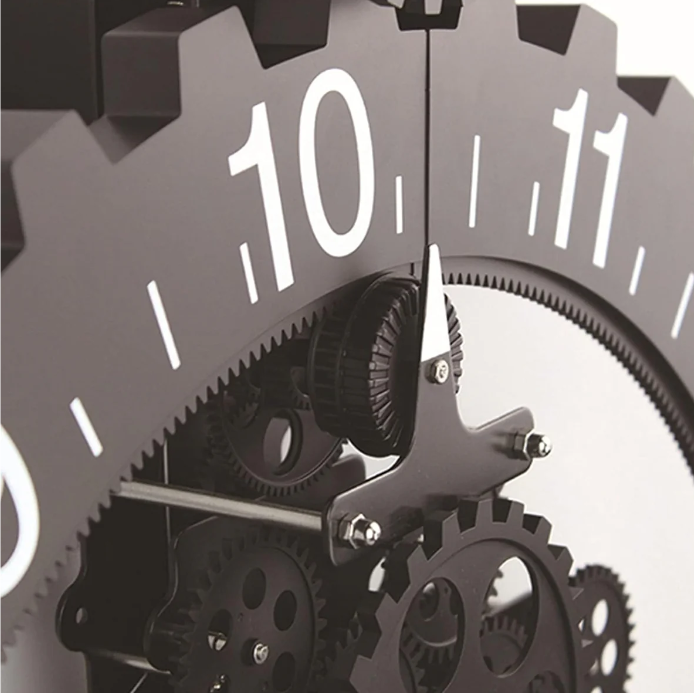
[147,280,181,370]
[469,135,481,229]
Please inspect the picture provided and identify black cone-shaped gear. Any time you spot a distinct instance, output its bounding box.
[308,275,463,457]
[320,498,588,693]
[570,564,634,692]
[172,526,328,693]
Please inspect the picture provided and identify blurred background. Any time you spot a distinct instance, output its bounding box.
[3,1,693,691]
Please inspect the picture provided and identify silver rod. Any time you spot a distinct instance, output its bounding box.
[89,649,165,674]
[117,481,323,534]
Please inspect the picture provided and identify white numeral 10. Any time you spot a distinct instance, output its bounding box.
[228,68,375,302]
[553,88,628,268]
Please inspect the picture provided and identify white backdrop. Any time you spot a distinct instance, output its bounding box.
[3,1,693,691]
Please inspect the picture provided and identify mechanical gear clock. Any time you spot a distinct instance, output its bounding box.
[1,0,692,691]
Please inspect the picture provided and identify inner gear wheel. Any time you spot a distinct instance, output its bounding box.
[570,564,634,692]
[307,275,463,456]
[204,380,344,497]
[321,498,587,693]
[399,577,458,668]
[481,612,529,676]
[172,526,328,693]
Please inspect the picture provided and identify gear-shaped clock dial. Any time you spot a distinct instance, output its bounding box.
[1,1,693,690]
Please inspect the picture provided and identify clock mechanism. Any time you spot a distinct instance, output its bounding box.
[1,1,692,692]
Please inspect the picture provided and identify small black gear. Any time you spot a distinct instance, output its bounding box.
[398,577,459,667]
[321,618,427,693]
[320,498,588,693]
[172,526,328,693]
[307,274,463,457]
[204,387,344,498]
[570,565,634,692]
[480,612,529,675]
[526,671,565,693]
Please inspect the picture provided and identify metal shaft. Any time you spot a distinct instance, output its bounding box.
[89,649,165,674]
[117,481,323,534]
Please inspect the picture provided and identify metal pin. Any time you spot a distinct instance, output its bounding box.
[117,481,322,534]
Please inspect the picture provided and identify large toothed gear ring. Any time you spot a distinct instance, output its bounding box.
[171,527,328,693]
[3,0,694,653]
[321,498,588,692]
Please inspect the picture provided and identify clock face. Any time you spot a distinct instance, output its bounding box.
[1,0,692,685]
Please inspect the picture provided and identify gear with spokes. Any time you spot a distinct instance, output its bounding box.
[204,371,345,497]
[570,564,634,692]
[320,498,589,693]
[170,526,329,693]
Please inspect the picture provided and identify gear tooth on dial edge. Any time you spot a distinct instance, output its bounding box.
[652,77,694,152]
[516,4,616,74]
[458,0,520,45]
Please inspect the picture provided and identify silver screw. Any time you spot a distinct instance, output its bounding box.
[252,641,270,665]
[428,359,450,384]
[512,431,553,461]
[209,674,228,692]
[338,513,382,549]
[527,433,552,458]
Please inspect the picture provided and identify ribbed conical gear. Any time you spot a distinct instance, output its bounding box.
[321,498,588,692]
[480,612,528,675]
[569,564,634,692]
[308,274,464,457]
[171,526,328,693]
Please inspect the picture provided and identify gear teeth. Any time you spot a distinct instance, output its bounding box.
[423,509,462,556]
[548,544,573,575]
[562,5,617,73]
[463,0,518,44]
[653,77,694,154]
[522,514,552,543]
[382,543,419,600]
[473,498,495,526]
[491,498,524,525]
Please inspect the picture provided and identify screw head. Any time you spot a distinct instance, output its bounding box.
[429,359,450,384]
[527,433,552,458]
[252,641,270,665]
[338,513,382,549]
[512,431,552,461]
[209,674,229,692]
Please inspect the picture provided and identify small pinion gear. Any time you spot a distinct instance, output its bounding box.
[570,564,634,692]
[480,613,528,675]
[172,527,328,693]
[307,274,464,456]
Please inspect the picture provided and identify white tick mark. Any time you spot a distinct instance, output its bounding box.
[671,272,694,339]
[528,182,540,236]
[395,176,403,235]
[469,135,481,229]
[70,397,103,457]
[147,280,181,370]
[240,242,259,304]
[629,246,646,296]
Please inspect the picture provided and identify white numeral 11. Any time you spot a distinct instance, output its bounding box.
[553,88,628,267]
